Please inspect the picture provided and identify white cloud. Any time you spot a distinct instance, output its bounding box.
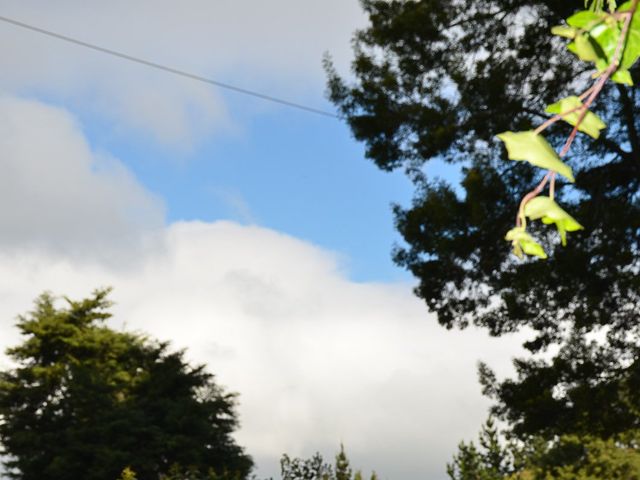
[0,95,165,261]
[0,0,366,146]
[0,96,527,479]
[0,221,525,480]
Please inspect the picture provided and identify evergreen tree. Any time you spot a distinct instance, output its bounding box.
[0,290,253,480]
[334,445,352,480]
[510,432,640,479]
[447,419,511,480]
[326,0,640,440]
[449,421,640,479]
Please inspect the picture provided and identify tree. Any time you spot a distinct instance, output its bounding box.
[447,419,511,480]
[280,452,333,480]
[334,445,352,480]
[325,0,640,440]
[280,446,377,480]
[448,421,640,479]
[0,290,253,480]
[511,432,640,480]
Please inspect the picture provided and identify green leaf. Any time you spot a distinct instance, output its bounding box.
[524,196,584,246]
[622,13,640,69]
[611,68,634,84]
[552,26,578,39]
[617,1,635,11]
[496,131,575,182]
[545,96,606,139]
[590,22,619,64]
[567,11,606,28]
[575,4,640,74]
[573,33,604,61]
[622,31,640,69]
[505,227,548,259]
[617,3,640,65]
[569,9,640,75]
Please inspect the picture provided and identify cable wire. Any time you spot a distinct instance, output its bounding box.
[0,14,342,119]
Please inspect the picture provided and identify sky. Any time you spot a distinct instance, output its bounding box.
[0,2,527,478]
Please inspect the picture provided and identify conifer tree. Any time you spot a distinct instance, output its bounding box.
[326,0,640,441]
[0,290,253,480]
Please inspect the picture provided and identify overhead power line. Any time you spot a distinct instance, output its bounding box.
[0,14,342,119]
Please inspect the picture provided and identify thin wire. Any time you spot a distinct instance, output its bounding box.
[0,14,342,119]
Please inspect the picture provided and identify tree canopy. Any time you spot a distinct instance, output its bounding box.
[280,445,378,480]
[0,289,253,480]
[326,0,640,441]
[447,418,640,479]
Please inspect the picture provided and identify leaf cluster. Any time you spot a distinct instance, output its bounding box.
[497,1,640,259]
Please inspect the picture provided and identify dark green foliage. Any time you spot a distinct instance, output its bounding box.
[326,0,640,440]
[280,452,333,480]
[511,431,640,479]
[118,463,246,480]
[0,290,253,480]
[449,420,640,479]
[334,445,352,480]
[479,336,640,439]
[157,463,246,480]
[447,419,512,480]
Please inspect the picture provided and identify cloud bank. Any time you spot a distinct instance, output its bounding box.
[0,96,525,479]
[0,222,525,480]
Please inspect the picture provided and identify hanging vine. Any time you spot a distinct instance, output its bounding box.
[500,0,640,259]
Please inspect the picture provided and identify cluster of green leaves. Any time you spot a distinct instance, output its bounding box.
[0,290,253,480]
[557,3,640,83]
[499,0,640,259]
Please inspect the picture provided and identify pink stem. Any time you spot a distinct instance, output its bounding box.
[516,172,552,227]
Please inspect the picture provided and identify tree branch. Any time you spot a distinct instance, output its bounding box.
[616,84,640,163]
[596,134,632,161]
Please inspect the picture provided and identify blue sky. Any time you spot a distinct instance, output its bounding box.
[87,94,416,282]
[0,2,524,479]
[16,4,417,282]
